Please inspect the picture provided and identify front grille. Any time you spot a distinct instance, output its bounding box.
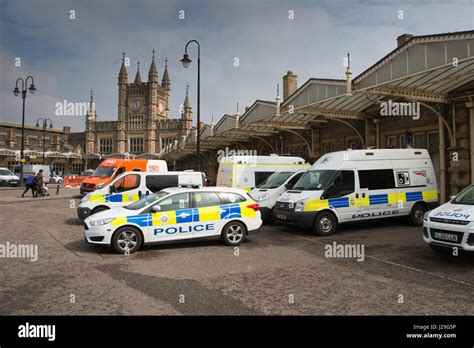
[276,202,294,210]
[90,236,104,242]
[467,233,474,246]
[430,217,470,225]
[423,227,429,238]
[82,183,95,189]
[83,223,89,230]
[430,228,463,244]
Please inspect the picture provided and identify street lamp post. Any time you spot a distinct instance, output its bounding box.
[13,76,36,186]
[180,40,201,172]
[36,118,53,165]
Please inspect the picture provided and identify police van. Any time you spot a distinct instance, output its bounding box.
[77,171,206,220]
[83,187,262,253]
[249,169,307,222]
[273,149,439,235]
[216,155,309,191]
[423,184,474,253]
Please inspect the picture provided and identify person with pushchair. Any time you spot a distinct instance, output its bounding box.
[22,173,37,198]
[35,169,50,197]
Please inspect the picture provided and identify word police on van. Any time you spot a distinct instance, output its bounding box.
[83,187,262,253]
[274,149,439,235]
[78,171,205,220]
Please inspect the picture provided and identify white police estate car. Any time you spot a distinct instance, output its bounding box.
[423,185,474,253]
[83,187,262,253]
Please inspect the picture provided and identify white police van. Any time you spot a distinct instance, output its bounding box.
[83,187,262,253]
[423,184,474,253]
[274,149,439,235]
[249,169,306,222]
[77,171,206,220]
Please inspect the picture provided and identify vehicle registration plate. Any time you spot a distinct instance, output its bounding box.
[433,232,458,242]
[277,214,287,220]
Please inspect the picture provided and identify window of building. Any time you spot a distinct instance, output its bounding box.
[413,133,424,148]
[324,143,334,154]
[427,132,439,152]
[386,135,397,148]
[100,138,113,154]
[399,134,407,148]
[358,169,395,190]
[130,137,144,154]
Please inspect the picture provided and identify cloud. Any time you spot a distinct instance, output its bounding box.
[0,0,472,132]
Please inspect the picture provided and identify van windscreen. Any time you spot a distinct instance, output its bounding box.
[92,166,116,178]
[292,170,336,191]
[257,172,293,189]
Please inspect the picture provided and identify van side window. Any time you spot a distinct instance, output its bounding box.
[323,170,355,199]
[113,174,141,193]
[287,172,304,189]
[358,169,395,190]
[217,192,246,204]
[194,192,222,208]
[115,167,125,178]
[145,175,179,192]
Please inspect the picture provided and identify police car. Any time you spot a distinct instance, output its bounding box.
[423,185,474,253]
[83,187,262,253]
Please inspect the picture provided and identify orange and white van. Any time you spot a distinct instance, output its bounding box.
[80,158,167,195]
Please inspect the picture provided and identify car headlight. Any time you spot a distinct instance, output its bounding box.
[89,218,115,226]
[294,199,307,212]
[255,193,269,201]
[423,211,430,222]
[96,184,104,189]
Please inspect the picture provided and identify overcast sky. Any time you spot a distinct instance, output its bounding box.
[0,0,472,132]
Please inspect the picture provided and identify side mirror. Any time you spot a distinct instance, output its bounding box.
[152,205,161,213]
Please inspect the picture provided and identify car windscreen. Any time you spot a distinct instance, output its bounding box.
[292,170,336,191]
[257,172,293,189]
[91,166,116,178]
[0,169,13,175]
[124,191,169,210]
[452,186,474,205]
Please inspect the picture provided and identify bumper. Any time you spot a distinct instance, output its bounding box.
[260,207,271,221]
[273,208,317,228]
[247,221,263,235]
[83,221,113,245]
[423,222,474,252]
[77,207,92,220]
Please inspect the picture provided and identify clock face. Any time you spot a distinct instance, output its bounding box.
[158,102,164,113]
[131,99,143,112]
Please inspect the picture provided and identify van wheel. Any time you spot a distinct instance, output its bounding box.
[111,226,143,254]
[409,203,426,226]
[314,211,337,236]
[92,206,109,215]
[221,221,246,246]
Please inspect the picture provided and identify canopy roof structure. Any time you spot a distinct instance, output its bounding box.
[163,30,474,161]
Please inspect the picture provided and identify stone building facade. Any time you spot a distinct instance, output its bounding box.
[85,52,193,156]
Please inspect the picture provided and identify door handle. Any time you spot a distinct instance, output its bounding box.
[355,193,359,199]
[138,191,142,198]
[362,193,366,198]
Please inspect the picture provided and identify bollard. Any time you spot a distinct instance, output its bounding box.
[56,183,60,195]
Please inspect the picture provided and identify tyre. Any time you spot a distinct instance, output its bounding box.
[314,211,338,236]
[92,206,109,215]
[409,203,426,226]
[429,244,453,254]
[221,221,246,246]
[111,226,143,254]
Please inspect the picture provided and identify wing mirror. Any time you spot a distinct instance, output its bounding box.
[152,205,161,213]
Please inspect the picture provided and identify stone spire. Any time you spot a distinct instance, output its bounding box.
[134,61,142,84]
[118,52,128,84]
[184,83,191,108]
[86,89,96,120]
[162,58,170,91]
[148,49,158,83]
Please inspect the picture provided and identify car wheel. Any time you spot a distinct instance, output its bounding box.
[409,203,426,226]
[111,226,142,254]
[221,221,246,246]
[314,211,338,236]
[429,244,454,254]
[92,206,109,215]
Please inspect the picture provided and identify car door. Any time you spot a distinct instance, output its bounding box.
[320,170,359,223]
[192,192,224,239]
[146,192,193,242]
[108,173,141,206]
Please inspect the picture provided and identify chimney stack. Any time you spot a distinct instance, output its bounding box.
[397,33,413,47]
[283,71,297,101]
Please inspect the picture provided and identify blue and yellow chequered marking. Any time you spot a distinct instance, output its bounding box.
[303,190,438,212]
[89,193,141,204]
[109,201,257,228]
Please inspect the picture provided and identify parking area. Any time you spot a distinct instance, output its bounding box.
[0,187,473,315]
